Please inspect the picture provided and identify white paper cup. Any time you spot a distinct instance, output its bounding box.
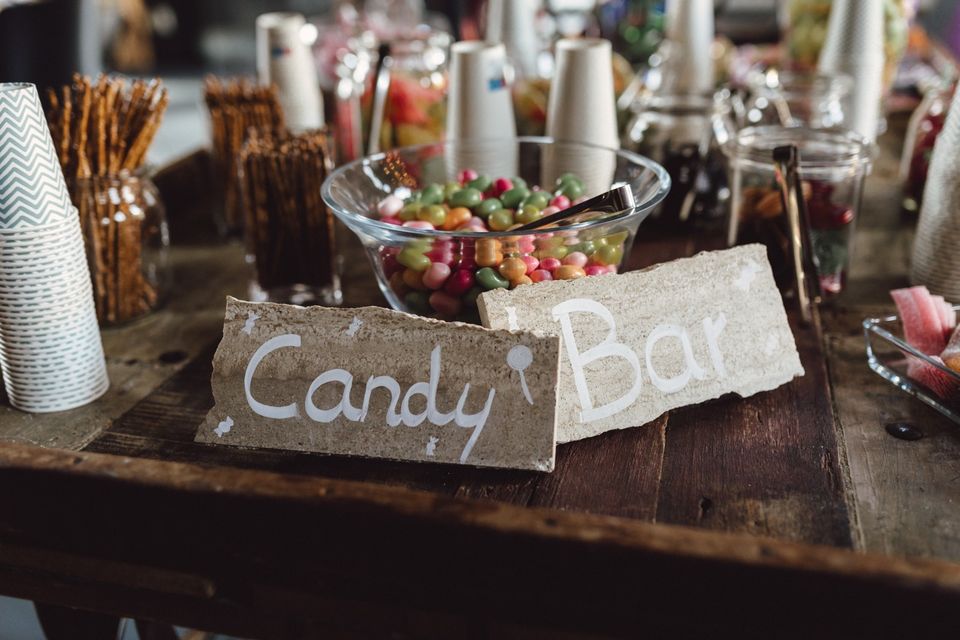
[546,38,619,149]
[256,12,325,132]
[662,0,716,94]
[446,41,517,143]
[484,0,540,79]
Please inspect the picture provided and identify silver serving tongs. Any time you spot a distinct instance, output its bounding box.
[366,43,392,156]
[512,185,635,231]
[773,145,821,325]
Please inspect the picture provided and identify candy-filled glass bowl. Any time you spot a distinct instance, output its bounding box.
[322,137,671,322]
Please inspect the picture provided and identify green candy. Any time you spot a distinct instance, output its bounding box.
[604,230,629,245]
[515,205,543,225]
[500,186,530,209]
[463,286,484,307]
[539,245,568,260]
[399,203,422,222]
[417,204,447,227]
[488,208,515,231]
[595,244,623,266]
[420,183,444,205]
[404,291,431,313]
[397,247,431,271]
[449,187,483,208]
[443,182,461,199]
[521,191,549,210]
[557,181,584,200]
[511,176,528,189]
[573,240,597,255]
[476,267,510,290]
[474,197,502,218]
[556,172,584,188]
[467,174,493,193]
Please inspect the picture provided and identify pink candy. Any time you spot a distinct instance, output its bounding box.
[529,269,553,283]
[562,251,588,268]
[422,262,451,289]
[402,220,435,230]
[550,195,570,209]
[381,216,402,226]
[377,195,404,218]
[520,255,539,274]
[429,291,462,317]
[540,206,560,217]
[540,257,562,272]
[584,265,607,276]
[459,168,479,184]
[493,177,512,196]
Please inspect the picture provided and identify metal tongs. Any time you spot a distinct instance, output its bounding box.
[512,185,635,231]
[773,145,821,325]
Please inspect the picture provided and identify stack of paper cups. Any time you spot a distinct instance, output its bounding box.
[911,87,960,299]
[484,0,540,79]
[0,83,108,412]
[256,12,324,132]
[545,38,618,194]
[661,0,716,95]
[817,0,884,143]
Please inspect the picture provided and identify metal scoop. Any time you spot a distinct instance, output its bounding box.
[512,185,635,231]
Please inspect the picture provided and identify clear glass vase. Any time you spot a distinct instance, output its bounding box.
[69,169,171,326]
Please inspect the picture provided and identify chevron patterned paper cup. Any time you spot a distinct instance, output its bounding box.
[0,83,74,230]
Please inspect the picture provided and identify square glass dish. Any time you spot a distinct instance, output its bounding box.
[863,306,960,425]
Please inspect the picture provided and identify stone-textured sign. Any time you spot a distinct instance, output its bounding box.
[479,244,804,443]
[197,298,560,471]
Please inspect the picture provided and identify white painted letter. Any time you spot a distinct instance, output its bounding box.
[454,384,497,463]
[244,334,301,419]
[552,298,642,424]
[702,313,728,378]
[645,325,707,393]
[361,376,403,426]
[426,345,455,425]
[305,369,361,422]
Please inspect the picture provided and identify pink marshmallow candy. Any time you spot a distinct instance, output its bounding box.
[377,195,404,218]
[402,220,435,229]
[562,251,588,268]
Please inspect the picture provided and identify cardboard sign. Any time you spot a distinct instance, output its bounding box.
[479,244,804,443]
[197,298,560,471]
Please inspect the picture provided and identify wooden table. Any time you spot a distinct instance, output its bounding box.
[0,114,958,638]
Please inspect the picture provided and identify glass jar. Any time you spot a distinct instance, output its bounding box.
[69,170,171,326]
[623,91,730,231]
[900,81,956,214]
[741,69,851,129]
[724,126,872,296]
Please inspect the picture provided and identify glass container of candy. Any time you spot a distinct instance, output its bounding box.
[740,69,851,129]
[69,169,171,326]
[321,137,670,323]
[724,126,872,297]
[900,80,956,214]
[623,90,729,233]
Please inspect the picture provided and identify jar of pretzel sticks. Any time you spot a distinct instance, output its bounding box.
[69,169,171,325]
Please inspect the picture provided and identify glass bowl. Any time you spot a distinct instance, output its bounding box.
[322,137,671,322]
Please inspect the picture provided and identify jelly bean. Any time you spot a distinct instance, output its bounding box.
[595,244,623,266]
[564,236,581,246]
[402,220,435,230]
[476,267,510,290]
[422,262,451,289]
[550,194,571,209]
[389,271,408,295]
[397,247,431,271]
[585,265,607,276]
[605,231,630,245]
[382,253,403,278]
[420,184,444,205]
[536,235,564,248]
[417,204,447,227]
[518,238,536,253]
[555,265,586,280]
[442,207,473,230]
[463,286,484,307]
[474,198,503,218]
[449,187,483,208]
[488,208,515,231]
[458,254,477,270]
[511,275,533,287]
[512,176,528,189]
[492,177,512,195]
[556,173,584,188]
[403,268,429,291]
[467,174,493,193]
[515,205,542,225]
[539,257,562,272]
[520,255,539,274]
[476,251,504,268]
[529,269,553,283]
[378,195,404,218]
[558,181,584,200]
[574,240,597,255]
[404,291,431,314]
[476,238,501,254]
[498,257,527,281]
[521,191,549,210]
[424,249,455,265]
[380,216,402,226]
[444,269,475,296]
[458,168,478,184]
[429,291,462,317]
[399,203,421,221]
[540,205,560,217]
[444,182,461,200]
[562,251,588,268]
[500,186,530,209]
[540,245,568,260]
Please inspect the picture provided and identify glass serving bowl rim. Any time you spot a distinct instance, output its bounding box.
[727,125,875,170]
[321,136,672,239]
